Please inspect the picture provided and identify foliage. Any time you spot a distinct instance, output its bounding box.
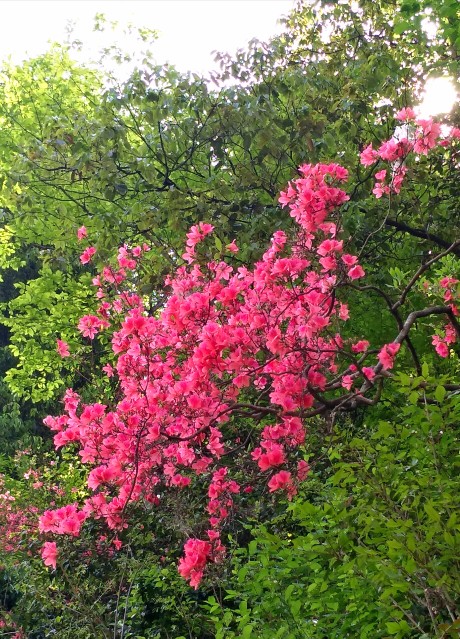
[207,374,460,638]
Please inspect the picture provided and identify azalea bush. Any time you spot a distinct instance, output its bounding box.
[1,107,459,637]
[31,113,460,589]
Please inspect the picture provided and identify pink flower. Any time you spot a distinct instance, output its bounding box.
[351,340,370,353]
[41,542,58,569]
[375,169,387,181]
[347,265,365,280]
[267,470,294,496]
[56,339,70,358]
[117,246,137,269]
[226,240,239,253]
[297,460,310,481]
[339,302,349,320]
[378,139,399,161]
[38,510,56,533]
[360,143,379,166]
[440,277,458,288]
[391,165,407,194]
[178,538,212,589]
[77,315,106,339]
[395,107,416,121]
[80,246,96,264]
[414,119,441,154]
[317,239,343,256]
[341,254,358,266]
[102,363,114,377]
[362,367,376,381]
[200,223,214,235]
[254,444,286,471]
[432,335,449,358]
[372,183,389,198]
[77,226,87,240]
[378,342,400,370]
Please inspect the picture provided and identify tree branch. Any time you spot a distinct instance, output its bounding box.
[393,239,460,312]
[385,218,460,257]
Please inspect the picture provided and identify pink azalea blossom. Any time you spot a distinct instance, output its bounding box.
[41,541,58,569]
[414,119,441,154]
[77,315,107,339]
[347,265,365,280]
[267,470,295,498]
[339,303,350,320]
[360,143,379,166]
[372,183,388,198]
[342,254,358,266]
[378,343,401,370]
[226,240,239,253]
[178,538,212,589]
[352,340,370,353]
[77,226,87,240]
[56,339,70,357]
[395,107,416,121]
[363,367,376,381]
[432,335,449,358]
[80,246,96,264]
[102,363,114,377]
[440,277,458,288]
[297,460,310,481]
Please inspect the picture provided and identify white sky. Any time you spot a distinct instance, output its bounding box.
[0,1,295,75]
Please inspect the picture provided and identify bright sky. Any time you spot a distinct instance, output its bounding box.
[0,1,294,75]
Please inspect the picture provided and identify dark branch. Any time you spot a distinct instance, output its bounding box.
[385,219,460,257]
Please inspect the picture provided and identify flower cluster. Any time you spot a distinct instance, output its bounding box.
[39,504,87,537]
[0,113,454,592]
[0,614,25,639]
[359,110,451,197]
[178,538,214,589]
[361,111,459,356]
[432,277,459,357]
[39,163,397,588]
[0,474,39,554]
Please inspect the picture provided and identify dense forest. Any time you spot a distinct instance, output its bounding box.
[0,1,459,637]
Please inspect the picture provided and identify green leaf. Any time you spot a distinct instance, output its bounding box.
[394,20,411,35]
[435,385,446,402]
[424,501,440,522]
[241,624,254,638]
